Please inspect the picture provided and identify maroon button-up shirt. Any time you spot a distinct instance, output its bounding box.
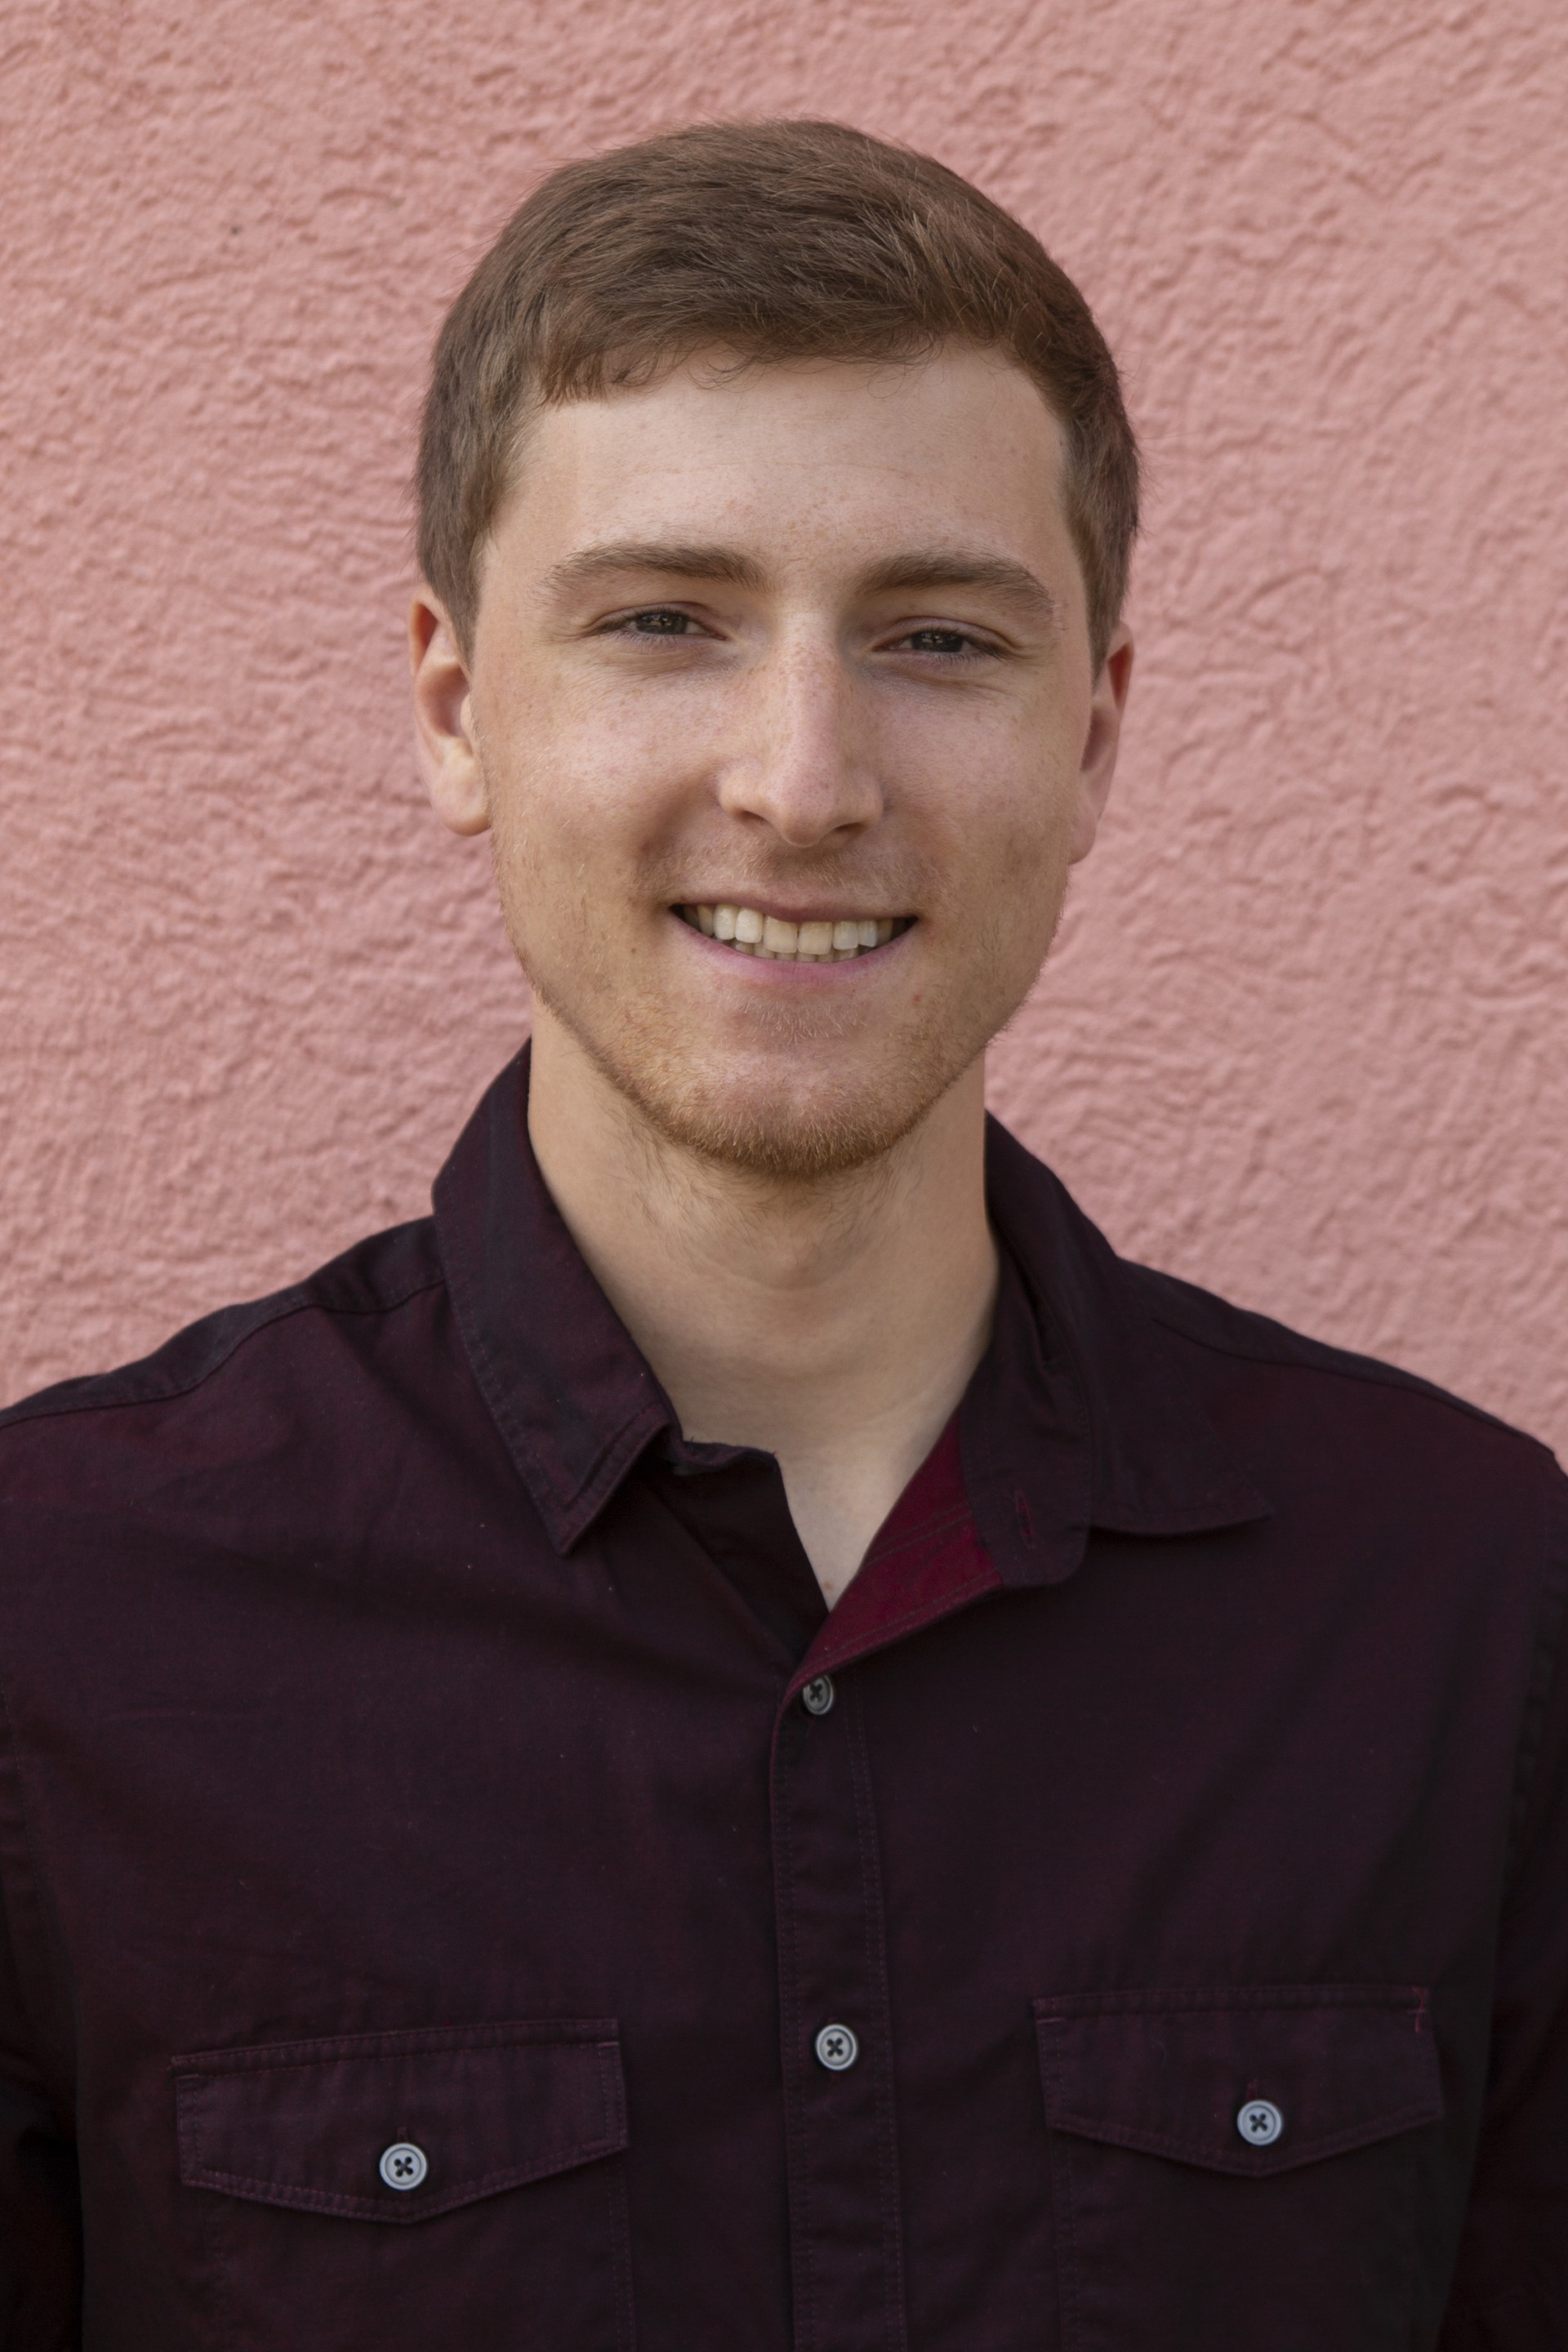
[1,1050,1565,2350]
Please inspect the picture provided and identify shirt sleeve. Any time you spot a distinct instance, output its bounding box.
[1439,1466,1568,2349]
[0,1660,81,2350]
[0,1871,80,2349]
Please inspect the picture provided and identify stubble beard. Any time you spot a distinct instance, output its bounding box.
[518,897,1061,1187]
[527,959,972,1182]
[489,781,1071,1187]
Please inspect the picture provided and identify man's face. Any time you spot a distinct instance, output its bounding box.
[413,345,1131,1178]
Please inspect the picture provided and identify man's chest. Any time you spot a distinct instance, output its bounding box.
[8,1492,1526,2351]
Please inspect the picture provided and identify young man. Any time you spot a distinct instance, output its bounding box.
[0,120,1562,2351]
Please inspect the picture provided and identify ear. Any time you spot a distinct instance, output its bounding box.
[410,587,491,837]
[1068,622,1134,865]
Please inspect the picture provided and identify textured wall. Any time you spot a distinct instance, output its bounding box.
[2,0,1565,1453]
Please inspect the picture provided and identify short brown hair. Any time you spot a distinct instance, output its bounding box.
[416,119,1138,670]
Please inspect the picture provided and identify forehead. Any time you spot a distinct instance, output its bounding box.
[492,347,1075,585]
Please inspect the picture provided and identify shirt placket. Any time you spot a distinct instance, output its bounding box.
[773,1663,908,2352]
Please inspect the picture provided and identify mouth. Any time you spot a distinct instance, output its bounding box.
[675,903,915,962]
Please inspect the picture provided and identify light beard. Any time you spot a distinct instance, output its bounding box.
[527,965,973,1181]
[521,894,1055,1184]
[497,802,1071,1187]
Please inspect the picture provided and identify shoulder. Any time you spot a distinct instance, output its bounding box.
[987,1114,1561,1504]
[0,1217,448,1500]
[1125,1255,1563,1504]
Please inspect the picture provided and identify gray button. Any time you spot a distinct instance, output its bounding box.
[1236,2099,1284,2147]
[379,2141,429,2190]
[801,1675,835,1717]
[814,2022,858,2071]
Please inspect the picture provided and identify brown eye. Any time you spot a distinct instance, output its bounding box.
[630,610,693,635]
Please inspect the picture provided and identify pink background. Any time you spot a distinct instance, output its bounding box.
[2,1,1565,1452]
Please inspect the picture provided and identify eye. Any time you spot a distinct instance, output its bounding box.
[626,608,697,635]
[892,626,990,658]
[593,604,722,648]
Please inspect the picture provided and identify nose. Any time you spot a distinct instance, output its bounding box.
[718,635,884,849]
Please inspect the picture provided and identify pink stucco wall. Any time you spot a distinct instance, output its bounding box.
[2,1,1565,1452]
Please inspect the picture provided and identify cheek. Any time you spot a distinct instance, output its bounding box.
[927,737,1081,904]
[931,771,1083,1004]
[484,737,684,960]
[500,670,703,849]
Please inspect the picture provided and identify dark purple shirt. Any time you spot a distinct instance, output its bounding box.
[1,1050,1565,2350]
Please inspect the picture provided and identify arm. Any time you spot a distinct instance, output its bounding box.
[1439,1476,1568,2348]
[0,1878,79,2349]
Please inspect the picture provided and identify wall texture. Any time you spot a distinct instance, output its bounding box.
[2,0,1565,1451]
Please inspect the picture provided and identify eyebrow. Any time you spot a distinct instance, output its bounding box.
[856,549,1059,626]
[543,541,767,598]
[541,538,1058,626]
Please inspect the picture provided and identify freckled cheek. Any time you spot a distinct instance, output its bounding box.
[553,681,715,819]
[928,792,1077,984]
[496,692,693,844]
[927,761,1076,901]
[492,774,693,991]
[496,662,673,766]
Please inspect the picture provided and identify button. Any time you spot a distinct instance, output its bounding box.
[801,1675,835,1717]
[814,2022,858,2071]
[379,2141,429,2190]
[1236,2100,1284,2147]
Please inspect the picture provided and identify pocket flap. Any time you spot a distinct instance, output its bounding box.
[1034,1985,1441,2178]
[174,2019,626,2223]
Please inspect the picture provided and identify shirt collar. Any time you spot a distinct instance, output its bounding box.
[434,1049,1270,1567]
[965,1119,1270,1588]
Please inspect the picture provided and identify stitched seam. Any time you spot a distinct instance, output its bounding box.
[172,2020,617,2071]
[435,1250,577,1514]
[1090,1497,1268,1535]
[439,1224,666,1535]
[772,1725,817,2352]
[179,2143,622,2216]
[592,2026,635,2342]
[0,1272,445,1434]
[998,1247,1099,1539]
[1502,1489,1568,1896]
[845,1683,908,2352]
[1046,2100,1442,2171]
[594,2042,624,2148]
[599,2145,639,2352]
[805,1566,1001,1678]
[176,2077,206,2189]
[1032,1983,1428,2018]
[434,1142,669,1534]
[0,1674,77,2094]
[860,1502,973,1570]
[1038,2032,1084,2352]
[1143,1297,1560,1450]
[555,1412,670,1537]
[429,1055,566,1515]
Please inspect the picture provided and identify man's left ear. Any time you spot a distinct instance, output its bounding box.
[410,588,491,838]
[1069,624,1133,865]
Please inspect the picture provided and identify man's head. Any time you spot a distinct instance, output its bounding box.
[411,120,1138,1180]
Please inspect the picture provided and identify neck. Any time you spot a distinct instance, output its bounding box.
[526,1012,999,1603]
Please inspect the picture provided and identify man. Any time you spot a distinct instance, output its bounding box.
[0,118,1562,2350]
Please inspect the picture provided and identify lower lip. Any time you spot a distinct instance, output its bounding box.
[671,914,915,982]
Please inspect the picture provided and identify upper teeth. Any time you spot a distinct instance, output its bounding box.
[683,906,899,960]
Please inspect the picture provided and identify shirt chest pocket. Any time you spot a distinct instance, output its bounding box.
[173,2020,632,2352]
[1034,1986,1444,2352]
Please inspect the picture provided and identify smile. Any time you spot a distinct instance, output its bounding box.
[676,904,914,962]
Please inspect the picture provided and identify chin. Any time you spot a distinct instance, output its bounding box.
[646,1085,927,1182]
[551,999,964,1182]
[528,933,1036,1182]
[640,1043,950,1178]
